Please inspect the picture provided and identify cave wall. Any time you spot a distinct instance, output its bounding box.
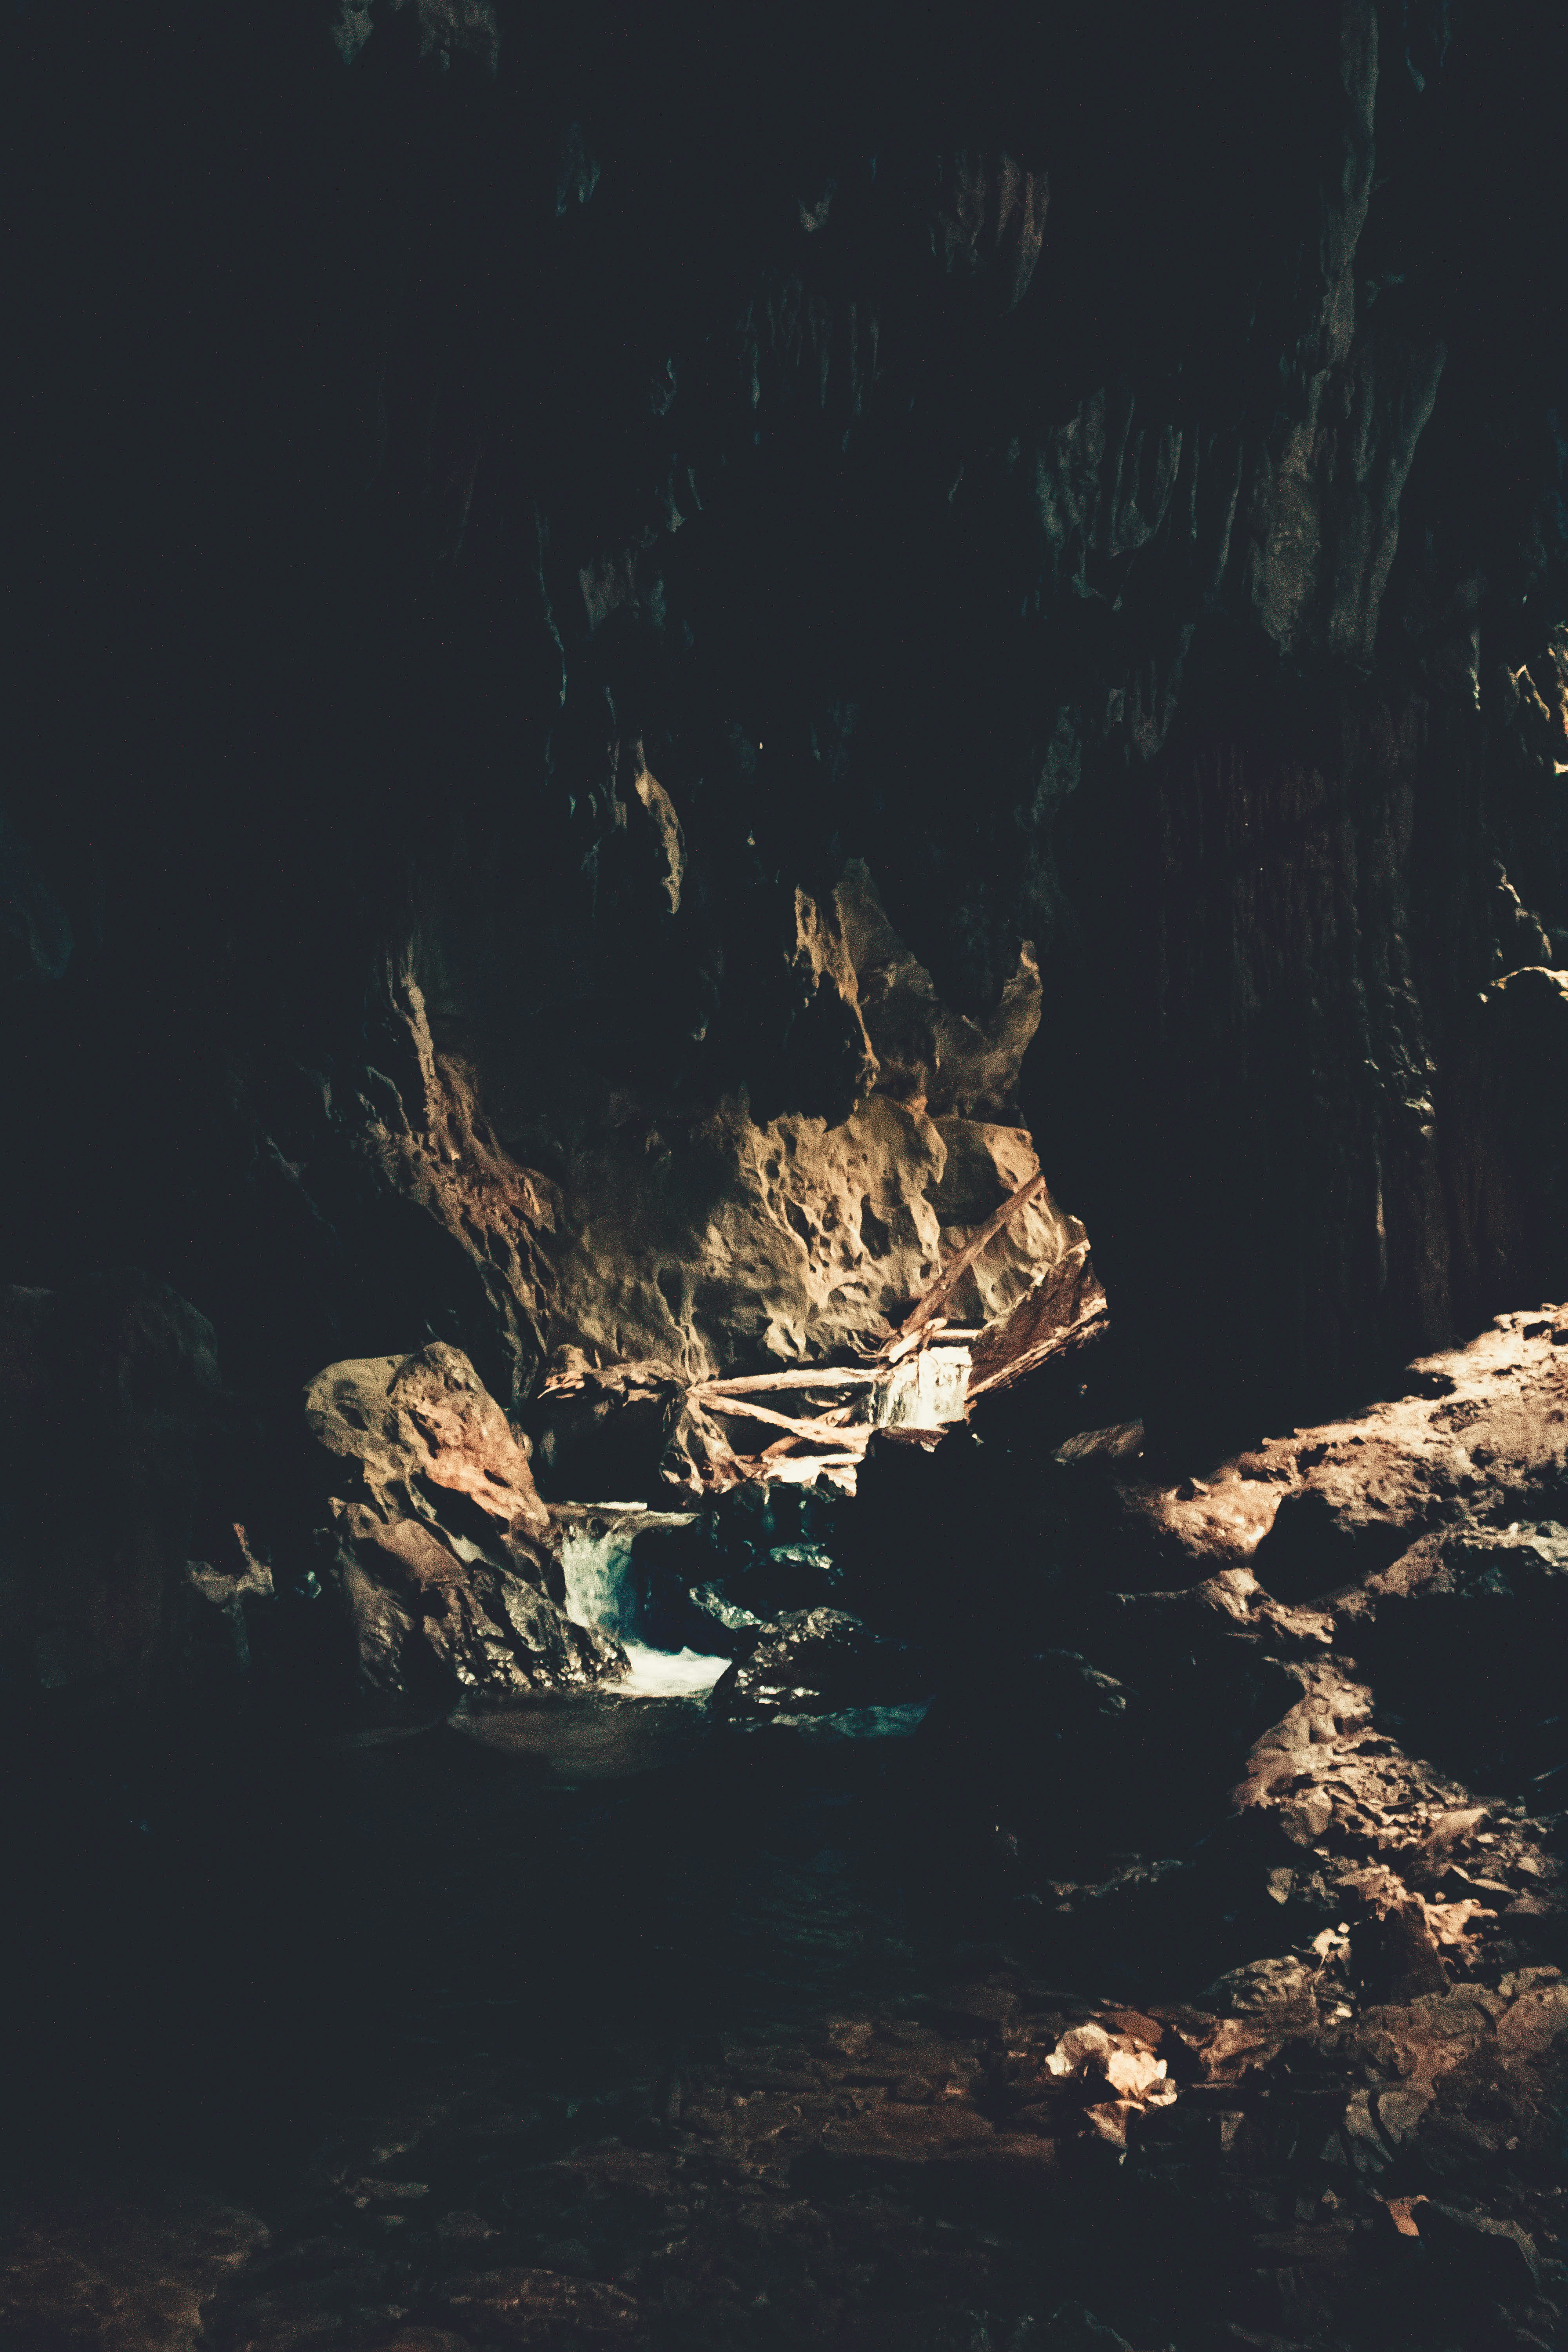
[6,0,1568,1443]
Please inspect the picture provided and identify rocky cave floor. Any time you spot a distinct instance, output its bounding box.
[7,1311,1568,2352]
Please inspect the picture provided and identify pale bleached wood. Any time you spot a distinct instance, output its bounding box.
[691,1365,883,1397]
[703,1393,871,1442]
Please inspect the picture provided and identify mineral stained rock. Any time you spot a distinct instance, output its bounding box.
[305,1343,625,1707]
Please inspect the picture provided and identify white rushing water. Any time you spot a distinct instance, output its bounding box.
[561,1526,731,1698]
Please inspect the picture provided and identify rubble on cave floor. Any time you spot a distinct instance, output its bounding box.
[11,1939,1563,2350]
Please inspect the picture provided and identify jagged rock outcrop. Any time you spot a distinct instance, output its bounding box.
[1030,1304,1568,1602]
[305,1343,624,1708]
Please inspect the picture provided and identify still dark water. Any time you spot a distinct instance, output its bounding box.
[2,1682,1414,2352]
[8,1691,971,2201]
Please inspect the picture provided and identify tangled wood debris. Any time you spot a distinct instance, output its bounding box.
[538,1178,1107,1494]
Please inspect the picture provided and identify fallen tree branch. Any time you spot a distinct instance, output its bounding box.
[755,1447,866,1471]
[691,1365,883,1397]
[965,1298,1109,1399]
[884,1171,1048,1352]
[701,1394,870,1442]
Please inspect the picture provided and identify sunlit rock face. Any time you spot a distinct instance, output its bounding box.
[252,849,1072,1403]
[411,852,1071,1383]
[7,0,1568,1445]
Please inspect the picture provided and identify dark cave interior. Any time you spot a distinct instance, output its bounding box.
[7,4,1568,2348]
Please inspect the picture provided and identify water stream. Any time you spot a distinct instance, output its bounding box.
[560,1517,732,1697]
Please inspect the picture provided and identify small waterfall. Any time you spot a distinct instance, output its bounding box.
[561,1521,731,1698]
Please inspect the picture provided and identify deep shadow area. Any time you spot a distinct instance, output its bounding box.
[8,5,1568,2347]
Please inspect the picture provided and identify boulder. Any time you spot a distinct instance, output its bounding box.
[1027,1308,1568,1607]
[321,1499,623,1710]
[713,1541,844,1622]
[305,1342,552,1549]
[304,1344,625,1710]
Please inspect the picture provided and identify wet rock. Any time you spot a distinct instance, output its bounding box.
[327,1507,625,1705]
[711,1606,924,1718]
[727,1541,844,1619]
[635,1515,845,1650]
[686,1580,765,1644]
